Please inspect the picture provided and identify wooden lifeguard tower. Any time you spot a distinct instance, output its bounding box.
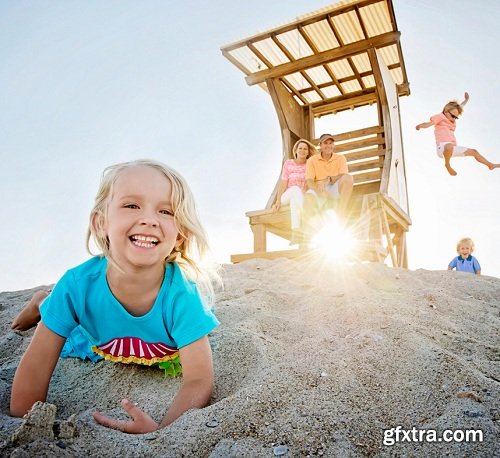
[221,0,411,268]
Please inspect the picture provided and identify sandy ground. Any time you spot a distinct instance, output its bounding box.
[0,257,498,457]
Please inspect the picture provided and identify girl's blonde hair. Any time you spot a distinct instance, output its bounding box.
[456,237,475,253]
[291,139,317,160]
[86,159,220,306]
[443,100,464,115]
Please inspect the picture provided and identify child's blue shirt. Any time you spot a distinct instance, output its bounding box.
[40,256,219,365]
[448,255,481,274]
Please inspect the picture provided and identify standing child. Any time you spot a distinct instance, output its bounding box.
[10,159,220,434]
[448,237,481,275]
[416,92,499,176]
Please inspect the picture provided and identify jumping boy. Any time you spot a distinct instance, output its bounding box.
[416,92,499,176]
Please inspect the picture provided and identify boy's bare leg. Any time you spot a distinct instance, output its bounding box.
[464,148,500,170]
[11,290,49,331]
[443,145,457,176]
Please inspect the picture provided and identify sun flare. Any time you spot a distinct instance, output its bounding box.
[309,210,357,261]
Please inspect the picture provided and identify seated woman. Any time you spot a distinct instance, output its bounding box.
[272,139,317,245]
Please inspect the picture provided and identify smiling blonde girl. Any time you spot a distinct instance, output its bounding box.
[10,159,220,434]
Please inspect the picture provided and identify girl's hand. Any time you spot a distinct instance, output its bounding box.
[93,399,159,434]
[272,201,281,211]
[464,91,469,101]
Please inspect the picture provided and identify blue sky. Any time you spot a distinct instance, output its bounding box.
[1,0,499,291]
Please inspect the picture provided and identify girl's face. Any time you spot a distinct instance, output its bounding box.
[104,166,180,271]
[295,142,310,161]
[445,108,459,123]
[458,242,472,258]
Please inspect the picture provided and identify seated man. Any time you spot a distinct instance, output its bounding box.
[304,133,353,220]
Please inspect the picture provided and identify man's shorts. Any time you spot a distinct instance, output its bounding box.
[436,143,469,158]
[306,181,340,206]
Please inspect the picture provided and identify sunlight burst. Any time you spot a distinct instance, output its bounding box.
[309,210,357,261]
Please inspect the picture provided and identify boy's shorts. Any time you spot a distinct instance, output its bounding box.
[436,143,469,158]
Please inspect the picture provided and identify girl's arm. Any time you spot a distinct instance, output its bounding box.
[416,121,433,130]
[159,336,213,427]
[93,335,214,433]
[460,91,469,108]
[272,180,288,211]
[10,323,65,416]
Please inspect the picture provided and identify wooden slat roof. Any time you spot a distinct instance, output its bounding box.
[221,0,409,112]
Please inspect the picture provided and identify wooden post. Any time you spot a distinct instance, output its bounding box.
[381,208,397,267]
[251,224,267,253]
[397,230,408,268]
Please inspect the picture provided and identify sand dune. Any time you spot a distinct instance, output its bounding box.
[0,258,498,457]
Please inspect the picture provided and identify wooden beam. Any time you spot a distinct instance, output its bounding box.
[249,211,288,225]
[301,74,327,101]
[385,0,409,94]
[280,78,308,105]
[298,24,345,97]
[381,207,397,267]
[385,0,398,30]
[270,33,327,101]
[355,6,369,40]
[400,231,408,268]
[327,7,367,94]
[368,48,391,195]
[270,34,293,60]
[322,125,383,142]
[334,135,385,153]
[268,79,308,136]
[221,49,252,76]
[266,225,297,241]
[245,31,401,86]
[247,42,274,70]
[353,170,382,184]
[246,207,280,218]
[313,70,375,89]
[312,91,377,116]
[345,148,386,162]
[395,229,406,268]
[352,181,380,196]
[251,224,267,252]
[221,0,392,52]
[231,248,309,264]
[394,98,411,217]
[309,83,408,115]
[380,194,412,226]
[348,157,384,173]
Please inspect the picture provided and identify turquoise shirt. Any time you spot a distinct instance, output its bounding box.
[40,256,219,365]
